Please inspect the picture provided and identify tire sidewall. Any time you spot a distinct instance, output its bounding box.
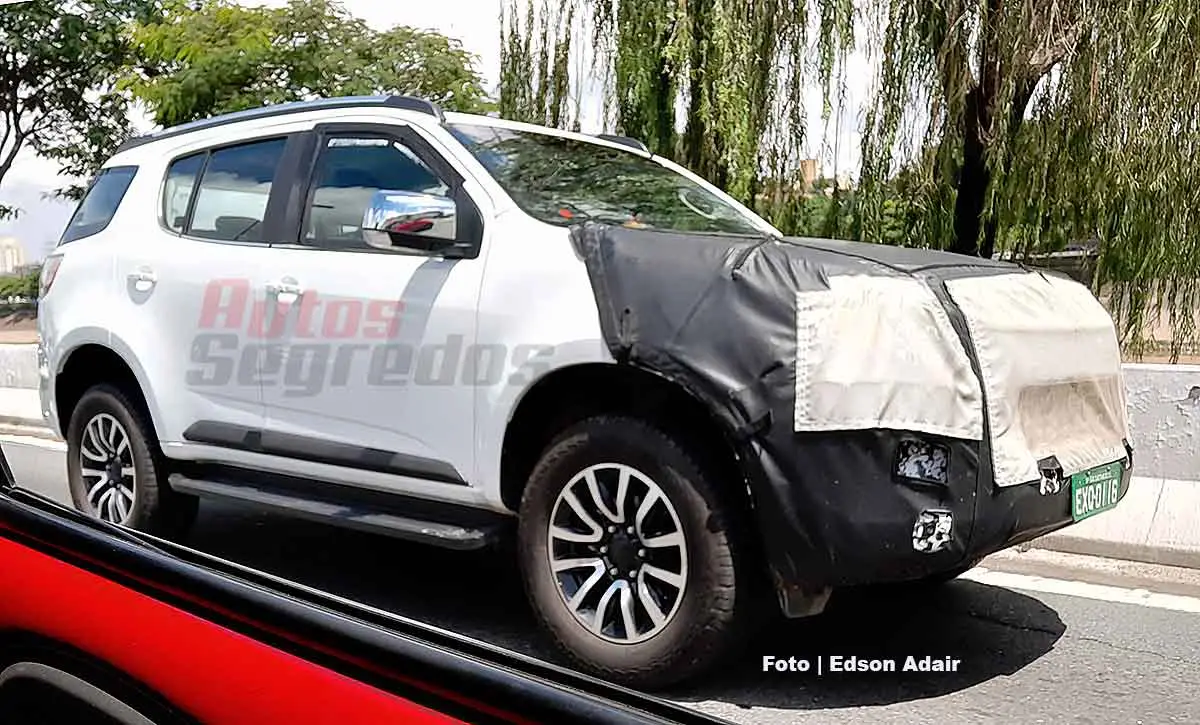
[518,418,738,680]
[66,386,158,529]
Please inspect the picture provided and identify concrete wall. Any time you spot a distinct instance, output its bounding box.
[1123,364,1200,482]
[0,344,37,390]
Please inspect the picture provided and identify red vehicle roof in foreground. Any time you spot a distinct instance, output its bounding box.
[0,448,723,725]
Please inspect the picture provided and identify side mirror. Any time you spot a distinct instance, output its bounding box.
[362,189,462,254]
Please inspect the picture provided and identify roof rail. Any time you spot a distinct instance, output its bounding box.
[116,96,445,153]
[595,134,650,154]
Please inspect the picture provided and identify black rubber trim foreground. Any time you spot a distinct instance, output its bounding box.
[0,489,725,725]
[0,633,198,725]
[182,421,468,485]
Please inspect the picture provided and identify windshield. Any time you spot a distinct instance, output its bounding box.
[447,122,769,235]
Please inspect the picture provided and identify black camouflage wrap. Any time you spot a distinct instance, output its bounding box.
[569,225,1132,597]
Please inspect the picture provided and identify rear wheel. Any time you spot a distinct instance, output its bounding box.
[65,385,197,540]
[517,415,751,690]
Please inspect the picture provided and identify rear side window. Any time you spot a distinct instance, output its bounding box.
[59,166,138,245]
[163,153,205,233]
[179,138,288,242]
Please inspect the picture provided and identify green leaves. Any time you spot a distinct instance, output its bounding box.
[499,0,578,127]
[0,265,40,300]
[0,0,159,203]
[125,0,489,128]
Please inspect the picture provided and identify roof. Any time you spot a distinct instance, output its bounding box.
[116,96,444,153]
[115,95,654,160]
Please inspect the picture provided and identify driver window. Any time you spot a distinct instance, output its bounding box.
[304,135,450,249]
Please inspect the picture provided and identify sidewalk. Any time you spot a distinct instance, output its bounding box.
[1035,477,1200,569]
[0,387,58,441]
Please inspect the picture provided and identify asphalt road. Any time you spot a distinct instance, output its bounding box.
[5,437,1199,725]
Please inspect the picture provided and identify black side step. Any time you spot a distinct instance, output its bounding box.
[168,470,508,551]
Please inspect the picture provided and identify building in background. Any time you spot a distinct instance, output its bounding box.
[0,238,26,276]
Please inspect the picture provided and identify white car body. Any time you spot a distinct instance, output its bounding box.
[37,100,773,517]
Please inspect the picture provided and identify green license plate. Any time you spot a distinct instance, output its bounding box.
[1070,461,1124,522]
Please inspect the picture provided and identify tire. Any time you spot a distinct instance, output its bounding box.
[517,415,751,690]
[65,384,197,540]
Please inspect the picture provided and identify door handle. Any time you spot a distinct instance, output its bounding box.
[266,278,303,304]
[128,268,156,293]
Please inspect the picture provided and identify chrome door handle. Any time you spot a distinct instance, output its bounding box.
[266,278,303,304]
[128,268,156,293]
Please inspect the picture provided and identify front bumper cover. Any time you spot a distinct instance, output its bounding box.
[741,428,1133,596]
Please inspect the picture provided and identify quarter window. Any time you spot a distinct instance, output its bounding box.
[184,137,287,242]
[60,166,138,245]
[303,135,450,248]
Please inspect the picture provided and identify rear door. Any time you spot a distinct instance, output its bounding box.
[112,134,301,449]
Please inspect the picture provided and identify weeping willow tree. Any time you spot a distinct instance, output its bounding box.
[501,0,1200,355]
[499,0,580,129]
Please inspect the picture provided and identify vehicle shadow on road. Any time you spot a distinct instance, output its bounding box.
[668,581,1066,710]
[185,501,1065,711]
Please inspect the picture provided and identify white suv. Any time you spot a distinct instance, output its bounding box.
[39,96,1134,689]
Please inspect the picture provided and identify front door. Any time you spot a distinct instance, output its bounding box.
[258,123,488,502]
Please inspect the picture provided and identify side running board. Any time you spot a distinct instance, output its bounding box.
[168,473,504,551]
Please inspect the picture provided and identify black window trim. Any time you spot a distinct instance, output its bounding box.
[58,165,140,246]
[159,133,300,247]
[160,150,206,235]
[276,122,485,260]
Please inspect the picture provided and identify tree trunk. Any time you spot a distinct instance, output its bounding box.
[952,74,1039,259]
[951,88,990,256]
[652,64,674,156]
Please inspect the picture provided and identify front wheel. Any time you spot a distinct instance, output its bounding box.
[517,416,751,690]
[65,384,197,540]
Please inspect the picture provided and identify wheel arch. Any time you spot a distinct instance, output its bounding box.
[54,340,161,444]
[499,363,759,530]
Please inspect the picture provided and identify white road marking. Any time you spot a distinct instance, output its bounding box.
[962,567,1200,614]
[0,433,66,452]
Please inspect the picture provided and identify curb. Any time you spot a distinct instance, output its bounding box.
[0,418,61,442]
[1031,534,1200,571]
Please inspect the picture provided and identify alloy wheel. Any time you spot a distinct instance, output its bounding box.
[546,463,688,644]
[78,413,136,525]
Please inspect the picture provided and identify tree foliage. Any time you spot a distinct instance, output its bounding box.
[125,0,491,128]
[0,0,162,205]
[501,0,1200,355]
[0,266,40,301]
[499,0,578,129]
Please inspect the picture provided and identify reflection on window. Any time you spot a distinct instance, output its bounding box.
[163,153,204,233]
[447,123,765,235]
[189,138,287,242]
[305,136,449,247]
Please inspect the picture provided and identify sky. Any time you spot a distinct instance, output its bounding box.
[0,0,866,261]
